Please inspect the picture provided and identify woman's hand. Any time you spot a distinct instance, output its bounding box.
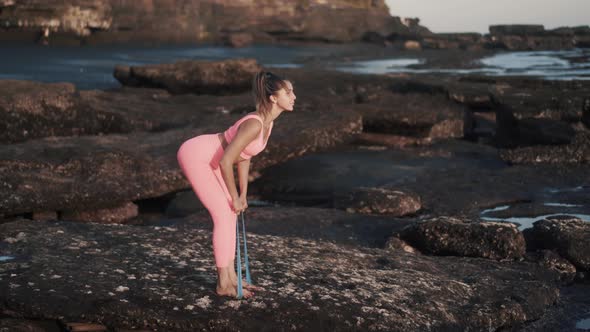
[232,195,248,214]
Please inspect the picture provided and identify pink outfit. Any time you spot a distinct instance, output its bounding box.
[176,114,272,268]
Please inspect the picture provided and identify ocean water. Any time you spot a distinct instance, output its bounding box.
[0,43,589,89]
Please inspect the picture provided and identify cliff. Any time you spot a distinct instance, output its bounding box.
[0,0,414,45]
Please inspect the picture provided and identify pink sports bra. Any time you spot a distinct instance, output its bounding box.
[223,114,273,160]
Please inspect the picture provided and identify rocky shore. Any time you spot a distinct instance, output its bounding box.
[1,55,590,331]
[1,0,588,52]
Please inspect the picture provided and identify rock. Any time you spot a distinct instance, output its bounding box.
[334,187,421,216]
[113,58,262,95]
[403,40,421,50]
[397,216,526,260]
[489,25,546,36]
[225,32,253,48]
[529,217,590,271]
[0,80,263,144]
[525,250,577,284]
[384,236,417,253]
[499,131,590,164]
[0,1,415,45]
[0,217,563,331]
[0,318,61,332]
[583,98,590,129]
[0,109,361,216]
[353,93,466,140]
[253,138,587,218]
[61,202,139,224]
[165,190,205,218]
[32,211,58,221]
[354,132,430,148]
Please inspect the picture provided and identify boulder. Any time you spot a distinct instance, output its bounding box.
[529,217,590,271]
[397,217,526,260]
[114,58,261,95]
[334,187,421,216]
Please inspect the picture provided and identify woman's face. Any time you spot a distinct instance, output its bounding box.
[272,81,296,112]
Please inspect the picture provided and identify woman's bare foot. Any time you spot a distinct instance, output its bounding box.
[217,265,254,298]
[228,262,264,291]
[216,285,253,298]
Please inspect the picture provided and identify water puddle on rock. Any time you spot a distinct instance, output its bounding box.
[479,186,590,230]
[480,212,590,230]
[576,318,590,330]
[0,256,15,262]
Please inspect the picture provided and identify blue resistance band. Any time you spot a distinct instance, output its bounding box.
[235,212,252,299]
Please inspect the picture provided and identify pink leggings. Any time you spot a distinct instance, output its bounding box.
[177,134,236,268]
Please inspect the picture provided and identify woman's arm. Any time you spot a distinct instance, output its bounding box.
[219,119,261,207]
[237,158,251,198]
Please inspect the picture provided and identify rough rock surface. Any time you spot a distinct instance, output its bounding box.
[499,131,590,164]
[529,217,590,271]
[0,216,562,331]
[114,58,261,95]
[61,202,139,224]
[334,187,421,216]
[0,0,412,45]
[0,109,361,216]
[252,138,588,218]
[396,217,526,260]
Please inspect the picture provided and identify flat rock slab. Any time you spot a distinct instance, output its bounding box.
[499,131,590,164]
[334,187,421,216]
[114,58,261,95]
[397,217,526,260]
[0,110,361,216]
[253,139,587,217]
[0,217,562,331]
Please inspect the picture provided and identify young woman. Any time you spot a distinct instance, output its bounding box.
[176,71,296,298]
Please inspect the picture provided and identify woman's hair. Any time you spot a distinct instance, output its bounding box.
[252,71,288,118]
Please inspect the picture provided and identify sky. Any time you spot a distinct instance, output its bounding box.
[385,0,590,33]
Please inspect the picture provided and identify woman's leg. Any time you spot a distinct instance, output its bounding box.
[177,141,251,297]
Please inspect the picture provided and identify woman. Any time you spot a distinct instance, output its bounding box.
[176,71,296,298]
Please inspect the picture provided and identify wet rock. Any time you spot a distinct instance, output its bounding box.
[354,132,430,148]
[499,131,590,164]
[114,58,261,95]
[0,217,562,331]
[384,236,417,253]
[583,98,590,129]
[0,109,360,216]
[334,187,421,216]
[61,202,139,224]
[525,250,577,284]
[397,216,526,260]
[254,138,587,218]
[529,217,590,271]
[353,93,465,140]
